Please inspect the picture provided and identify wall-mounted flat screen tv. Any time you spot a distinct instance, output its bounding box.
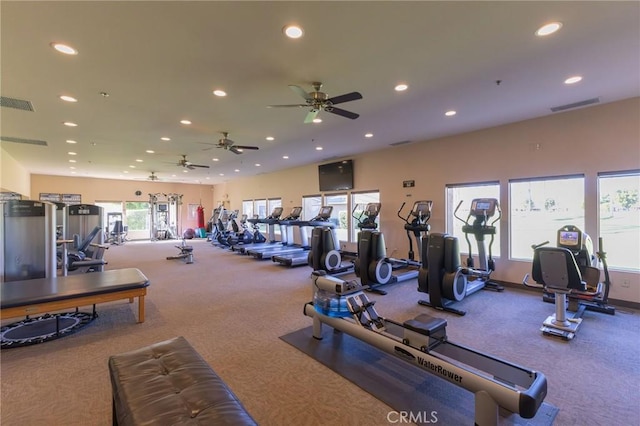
[318,159,354,192]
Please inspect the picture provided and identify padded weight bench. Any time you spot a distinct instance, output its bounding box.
[1,268,149,348]
[109,336,257,426]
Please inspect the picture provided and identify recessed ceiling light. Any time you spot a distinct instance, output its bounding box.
[365,133,373,138]
[213,89,227,97]
[234,169,240,172]
[135,159,143,162]
[445,110,457,116]
[255,163,261,167]
[68,159,76,163]
[312,118,322,123]
[68,152,77,155]
[535,22,562,37]
[219,173,225,176]
[123,171,129,174]
[183,169,188,173]
[146,150,155,154]
[63,121,78,127]
[283,155,289,159]
[129,165,136,168]
[161,137,171,141]
[69,166,76,169]
[395,83,408,92]
[205,177,210,180]
[51,42,78,55]
[66,139,77,144]
[283,25,304,39]
[564,76,583,84]
[266,136,275,141]
[59,95,77,102]
[180,119,192,125]
[315,146,323,151]
[212,158,219,162]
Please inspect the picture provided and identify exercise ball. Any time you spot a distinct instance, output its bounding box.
[183,228,196,239]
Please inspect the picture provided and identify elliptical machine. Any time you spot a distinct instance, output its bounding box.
[307,202,381,275]
[418,198,503,316]
[355,200,432,295]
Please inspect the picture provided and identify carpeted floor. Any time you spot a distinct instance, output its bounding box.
[1,239,639,425]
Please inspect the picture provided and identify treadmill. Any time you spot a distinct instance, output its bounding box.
[271,206,335,267]
[246,207,303,259]
[232,206,283,253]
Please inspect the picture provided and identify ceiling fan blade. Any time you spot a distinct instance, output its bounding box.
[234,145,259,150]
[267,104,308,108]
[327,91,363,105]
[190,164,210,168]
[326,106,359,120]
[229,146,242,155]
[304,109,319,123]
[289,85,311,101]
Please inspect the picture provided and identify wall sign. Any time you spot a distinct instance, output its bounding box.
[403,180,415,188]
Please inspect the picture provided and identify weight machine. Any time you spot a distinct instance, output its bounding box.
[149,193,182,240]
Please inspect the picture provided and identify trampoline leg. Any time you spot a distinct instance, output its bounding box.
[92,304,97,319]
[475,390,498,426]
[56,315,60,336]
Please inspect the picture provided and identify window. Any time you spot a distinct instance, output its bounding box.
[125,201,150,240]
[242,200,254,219]
[351,191,380,241]
[254,199,267,219]
[268,198,282,236]
[95,201,123,233]
[599,170,640,271]
[446,182,501,257]
[302,195,322,221]
[509,175,584,260]
[324,193,348,242]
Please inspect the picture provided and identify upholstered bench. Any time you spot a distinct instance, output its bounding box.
[108,336,257,425]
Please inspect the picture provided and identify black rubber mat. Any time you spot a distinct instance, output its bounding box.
[1,312,95,349]
[281,326,558,426]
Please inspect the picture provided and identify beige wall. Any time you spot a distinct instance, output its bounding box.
[216,97,640,303]
[0,147,31,196]
[29,175,216,232]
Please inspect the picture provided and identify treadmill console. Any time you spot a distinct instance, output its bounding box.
[318,206,334,220]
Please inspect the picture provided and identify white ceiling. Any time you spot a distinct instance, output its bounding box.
[1,1,639,185]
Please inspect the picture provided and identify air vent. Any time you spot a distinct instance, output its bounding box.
[389,140,412,146]
[0,96,34,112]
[0,136,47,146]
[550,97,600,113]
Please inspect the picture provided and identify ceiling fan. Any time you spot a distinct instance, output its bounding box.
[201,132,259,155]
[177,154,210,169]
[147,171,160,181]
[268,82,363,123]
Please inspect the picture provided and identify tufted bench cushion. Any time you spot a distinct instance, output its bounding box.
[108,336,257,425]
